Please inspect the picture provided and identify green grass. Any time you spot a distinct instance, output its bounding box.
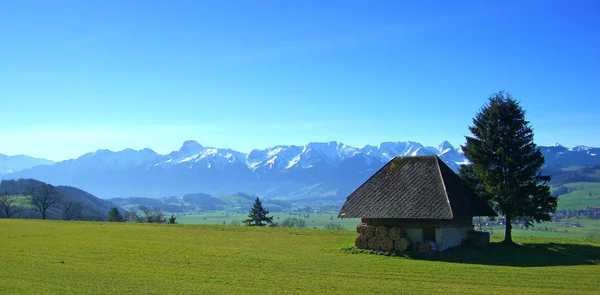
[1,220,599,294]
[177,210,361,229]
[483,217,600,239]
[556,182,600,210]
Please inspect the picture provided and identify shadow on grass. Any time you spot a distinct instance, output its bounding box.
[405,242,600,267]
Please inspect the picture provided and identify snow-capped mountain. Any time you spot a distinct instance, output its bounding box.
[155,140,246,171]
[74,148,160,170]
[2,140,598,200]
[541,144,600,166]
[0,153,54,174]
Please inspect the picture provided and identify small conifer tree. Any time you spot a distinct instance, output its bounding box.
[243,197,273,226]
[107,207,124,222]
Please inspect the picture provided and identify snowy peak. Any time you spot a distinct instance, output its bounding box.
[156,141,248,171]
[246,145,302,171]
[378,141,423,159]
[571,145,592,152]
[77,148,160,169]
[179,140,204,154]
[437,141,455,154]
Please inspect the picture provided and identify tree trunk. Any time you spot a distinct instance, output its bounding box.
[41,210,46,220]
[504,214,513,244]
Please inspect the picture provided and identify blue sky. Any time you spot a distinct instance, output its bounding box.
[1,0,598,161]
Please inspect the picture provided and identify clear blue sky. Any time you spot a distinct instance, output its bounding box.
[1,0,598,161]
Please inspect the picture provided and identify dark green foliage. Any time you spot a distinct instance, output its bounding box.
[243,197,273,226]
[462,91,557,243]
[107,207,124,222]
[544,165,600,186]
[458,164,493,204]
[168,214,177,224]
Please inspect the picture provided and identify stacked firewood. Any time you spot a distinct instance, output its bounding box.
[355,224,412,252]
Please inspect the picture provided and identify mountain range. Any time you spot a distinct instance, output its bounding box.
[1,141,598,202]
[0,153,54,174]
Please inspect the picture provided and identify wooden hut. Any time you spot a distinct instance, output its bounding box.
[338,155,496,251]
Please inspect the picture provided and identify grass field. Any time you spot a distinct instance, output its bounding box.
[177,211,361,229]
[555,182,600,210]
[1,220,599,294]
[483,217,600,239]
[176,210,600,240]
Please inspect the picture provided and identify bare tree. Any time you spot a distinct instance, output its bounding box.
[61,200,84,220]
[128,208,142,223]
[130,205,166,223]
[27,184,62,220]
[0,193,21,218]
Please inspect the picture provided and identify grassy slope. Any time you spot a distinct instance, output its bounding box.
[556,182,600,210]
[1,220,599,295]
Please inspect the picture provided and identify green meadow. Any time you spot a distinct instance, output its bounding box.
[177,211,361,229]
[555,182,600,210]
[1,219,599,294]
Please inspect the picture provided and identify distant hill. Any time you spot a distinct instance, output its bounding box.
[0,178,124,220]
[110,192,292,213]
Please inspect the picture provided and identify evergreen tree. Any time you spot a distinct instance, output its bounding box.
[462,91,557,244]
[458,164,490,203]
[243,197,273,226]
[107,207,124,222]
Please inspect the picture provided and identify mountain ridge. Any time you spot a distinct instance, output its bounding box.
[2,140,599,201]
[0,153,55,174]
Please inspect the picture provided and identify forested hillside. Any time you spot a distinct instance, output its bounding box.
[0,179,124,220]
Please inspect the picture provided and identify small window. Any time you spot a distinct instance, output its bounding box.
[423,228,436,243]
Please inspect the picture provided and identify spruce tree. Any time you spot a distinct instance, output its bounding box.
[462,91,557,244]
[244,197,273,226]
[107,207,124,222]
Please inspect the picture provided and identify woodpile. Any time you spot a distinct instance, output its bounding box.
[354,224,413,253]
[375,226,388,238]
[357,223,376,237]
[355,236,368,249]
[367,236,380,249]
[379,237,394,251]
[354,224,442,254]
[388,227,406,240]
[393,237,412,252]
[416,241,438,253]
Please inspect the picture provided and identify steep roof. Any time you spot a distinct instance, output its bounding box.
[338,155,496,219]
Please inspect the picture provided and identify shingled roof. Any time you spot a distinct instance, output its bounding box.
[338,155,496,219]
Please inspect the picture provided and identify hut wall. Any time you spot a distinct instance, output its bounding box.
[437,222,474,251]
[404,228,426,244]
